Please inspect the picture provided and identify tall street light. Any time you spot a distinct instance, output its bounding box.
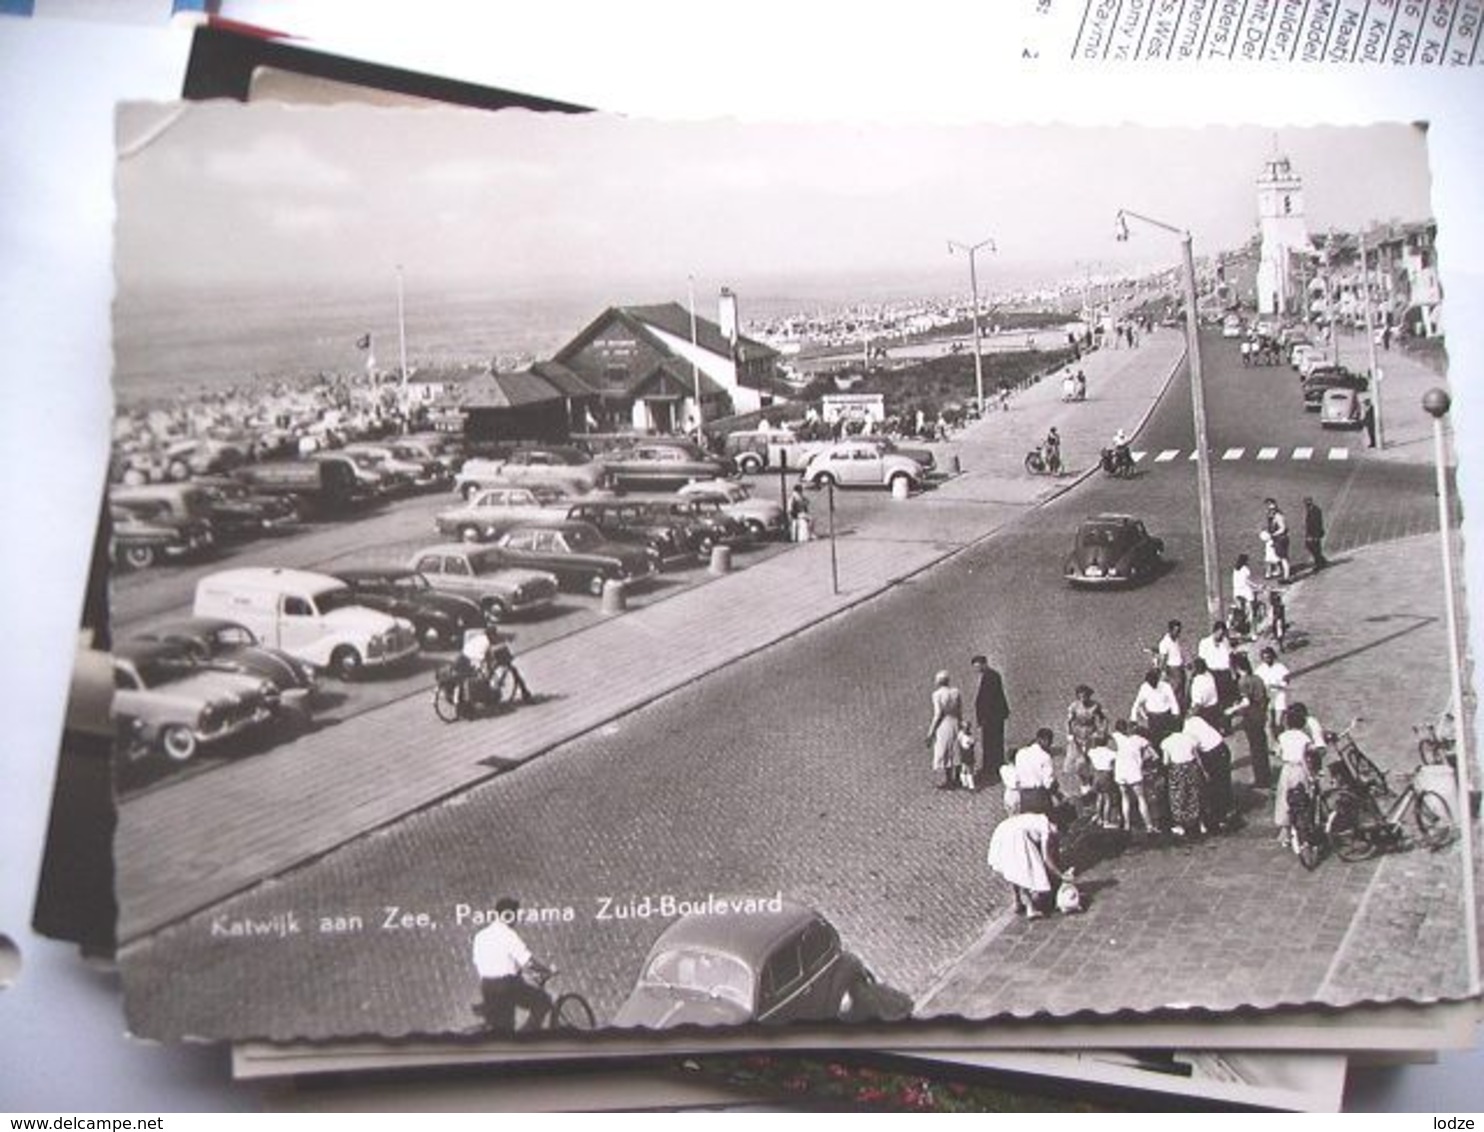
[1116,208,1222,624]
[1358,230,1386,449]
[948,237,996,414]
[1422,388,1480,994]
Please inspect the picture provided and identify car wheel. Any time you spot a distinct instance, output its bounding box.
[330,646,363,681]
[889,472,913,494]
[481,598,507,623]
[739,453,764,474]
[420,623,445,649]
[460,525,482,543]
[461,483,481,501]
[122,544,157,570]
[159,725,199,763]
[587,573,607,597]
[813,471,837,489]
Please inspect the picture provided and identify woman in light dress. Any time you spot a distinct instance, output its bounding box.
[987,810,1067,920]
[926,670,965,790]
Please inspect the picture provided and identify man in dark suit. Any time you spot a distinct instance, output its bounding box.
[971,654,1011,778]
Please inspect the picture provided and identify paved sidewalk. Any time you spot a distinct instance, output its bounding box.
[1330,330,1452,468]
[117,334,1188,941]
[916,531,1478,1019]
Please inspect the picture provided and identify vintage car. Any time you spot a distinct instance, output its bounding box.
[433,486,562,543]
[343,442,452,492]
[676,479,788,540]
[801,440,926,491]
[330,567,488,648]
[311,450,413,498]
[600,442,733,491]
[406,544,562,621]
[850,435,936,474]
[1063,514,1165,587]
[390,435,464,475]
[128,617,317,719]
[488,522,659,596]
[191,476,300,538]
[1301,366,1368,411]
[112,639,280,763]
[1320,387,1366,429]
[108,496,214,570]
[612,898,879,1029]
[548,499,698,565]
[454,446,609,501]
[1221,314,1243,339]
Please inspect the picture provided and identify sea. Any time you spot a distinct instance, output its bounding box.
[111,267,1067,408]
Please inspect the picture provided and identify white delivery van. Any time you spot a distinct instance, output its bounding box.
[193,567,419,680]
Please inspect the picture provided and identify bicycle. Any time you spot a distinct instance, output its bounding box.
[1322,763,1455,862]
[1322,718,1389,798]
[432,655,529,723]
[473,968,596,1033]
[1414,714,1457,767]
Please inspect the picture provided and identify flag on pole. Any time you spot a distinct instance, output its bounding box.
[356,333,376,377]
[355,333,372,350]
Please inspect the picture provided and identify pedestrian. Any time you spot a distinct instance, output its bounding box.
[1227,652,1273,790]
[1264,499,1292,583]
[1131,667,1181,746]
[1303,496,1327,573]
[1188,658,1221,730]
[1361,397,1377,448]
[1197,621,1236,709]
[1273,706,1317,848]
[1184,713,1235,832]
[1013,727,1059,815]
[472,898,555,1033]
[956,723,979,791]
[1111,719,1157,835]
[986,809,1067,920]
[1160,723,1205,838]
[1231,554,1256,638]
[1156,619,1188,711]
[1087,729,1122,828]
[1260,529,1280,581]
[1268,590,1289,651]
[788,482,812,543]
[1064,684,1107,796]
[1254,646,1292,738]
[971,653,1011,779]
[925,670,965,790]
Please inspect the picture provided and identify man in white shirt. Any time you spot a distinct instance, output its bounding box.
[473,898,553,1032]
[1197,621,1235,708]
[1156,619,1187,710]
[1013,727,1059,815]
[1183,713,1235,832]
[1254,646,1291,737]
[1187,658,1221,729]
[1131,669,1181,745]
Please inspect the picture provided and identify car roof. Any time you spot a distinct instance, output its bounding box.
[1084,513,1138,525]
[114,638,194,664]
[334,567,418,581]
[643,899,825,957]
[196,567,348,593]
[136,616,246,638]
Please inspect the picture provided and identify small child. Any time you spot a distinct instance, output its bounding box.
[1268,590,1288,651]
[1260,529,1280,580]
[1086,730,1122,829]
[955,723,978,791]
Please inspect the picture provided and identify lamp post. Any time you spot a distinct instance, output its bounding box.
[1116,209,1222,624]
[1358,231,1385,449]
[948,237,996,414]
[1422,388,1480,993]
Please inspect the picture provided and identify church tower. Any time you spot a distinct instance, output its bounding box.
[1255,154,1309,316]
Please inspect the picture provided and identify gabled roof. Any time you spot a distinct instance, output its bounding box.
[530,360,599,398]
[446,370,565,410]
[629,358,728,400]
[553,303,779,368]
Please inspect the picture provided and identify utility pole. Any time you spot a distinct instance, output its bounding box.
[948,237,996,414]
[1359,230,1385,449]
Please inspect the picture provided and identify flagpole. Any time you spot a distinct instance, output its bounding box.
[396,265,409,431]
[687,275,703,439]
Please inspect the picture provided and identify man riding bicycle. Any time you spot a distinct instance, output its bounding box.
[473,898,555,1032]
[1042,427,1063,474]
[1105,427,1133,475]
[460,626,534,708]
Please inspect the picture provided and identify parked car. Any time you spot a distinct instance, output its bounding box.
[315,449,415,497]
[489,522,659,596]
[548,498,698,565]
[599,442,733,491]
[801,441,925,491]
[128,617,317,720]
[1221,314,1243,339]
[343,442,452,492]
[1063,514,1165,587]
[329,567,487,650]
[677,479,788,540]
[406,544,562,621]
[722,428,826,474]
[1319,387,1367,429]
[454,446,608,500]
[1297,348,1341,379]
[1301,366,1368,411]
[191,476,300,538]
[392,434,464,475]
[612,899,879,1029]
[108,497,214,570]
[1289,342,1325,372]
[851,435,936,474]
[112,639,280,763]
[434,486,561,542]
[232,457,368,515]
[192,567,420,680]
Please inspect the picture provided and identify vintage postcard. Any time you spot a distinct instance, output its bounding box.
[109,102,1478,1042]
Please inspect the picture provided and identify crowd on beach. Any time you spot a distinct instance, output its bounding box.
[925,495,1335,920]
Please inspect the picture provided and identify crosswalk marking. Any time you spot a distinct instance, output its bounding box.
[1154,449,1179,462]
[1189,450,1199,461]
[1119,444,1354,468]
[1257,447,1279,461]
[1222,447,1245,461]
[1130,450,1147,463]
[1329,447,1350,461]
[1293,447,1314,460]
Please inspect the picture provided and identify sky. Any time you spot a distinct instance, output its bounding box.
[114,102,1435,303]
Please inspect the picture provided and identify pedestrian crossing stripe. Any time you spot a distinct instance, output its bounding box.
[1118,445,1355,466]
[1131,451,1147,463]
[1329,447,1350,461]
[1222,447,1245,460]
[1257,447,1279,460]
[1188,450,1198,461]
[1293,447,1314,460]
[1155,449,1180,462]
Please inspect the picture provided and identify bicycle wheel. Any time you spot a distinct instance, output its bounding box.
[1414,790,1456,851]
[1418,737,1451,766]
[1299,841,1322,871]
[1343,742,1390,797]
[432,681,461,724]
[550,993,596,1031]
[1323,788,1378,862]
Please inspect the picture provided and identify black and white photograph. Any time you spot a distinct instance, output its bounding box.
[106,102,1478,1043]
